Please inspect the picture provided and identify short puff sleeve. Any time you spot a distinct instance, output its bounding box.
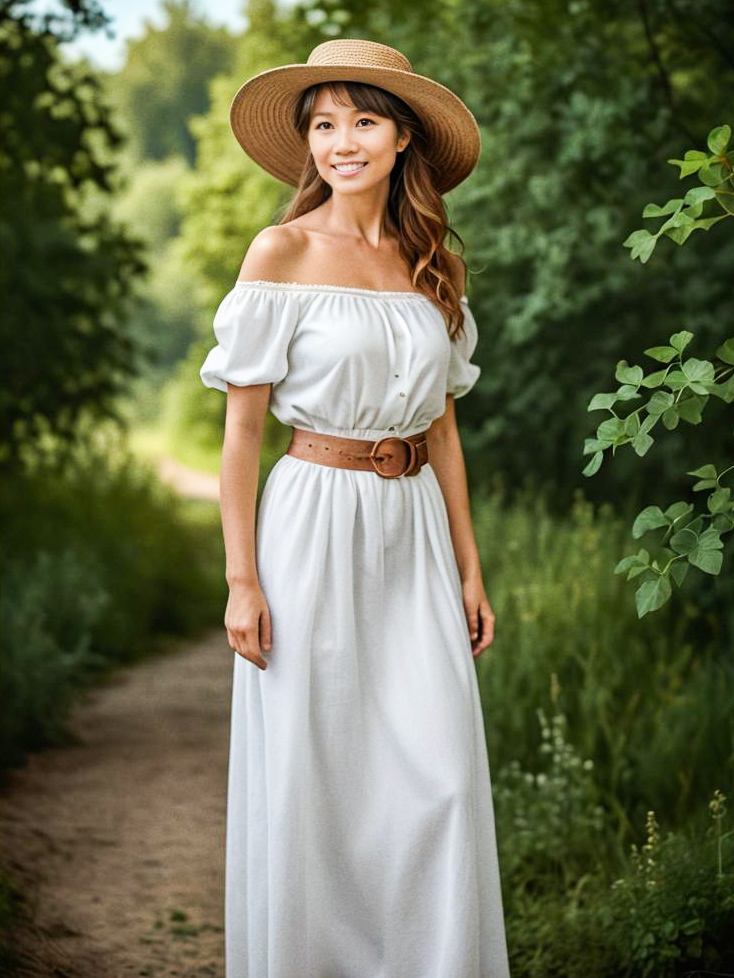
[199,283,300,393]
[446,297,481,398]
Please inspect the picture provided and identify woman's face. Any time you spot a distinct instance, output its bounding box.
[307,87,410,193]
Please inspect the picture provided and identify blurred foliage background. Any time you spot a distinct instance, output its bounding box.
[1,0,732,973]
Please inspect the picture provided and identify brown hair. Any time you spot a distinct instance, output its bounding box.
[277,80,468,340]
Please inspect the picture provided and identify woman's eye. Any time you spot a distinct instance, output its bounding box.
[314,119,376,130]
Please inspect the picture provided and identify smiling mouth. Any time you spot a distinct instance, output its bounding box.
[332,162,368,172]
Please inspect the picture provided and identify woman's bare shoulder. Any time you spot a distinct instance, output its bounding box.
[237,225,309,283]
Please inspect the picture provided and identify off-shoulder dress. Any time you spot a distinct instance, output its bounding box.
[199,280,511,978]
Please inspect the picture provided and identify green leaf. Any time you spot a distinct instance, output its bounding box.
[712,374,734,403]
[582,450,603,477]
[662,408,679,430]
[616,384,641,401]
[596,417,626,445]
[685,515,706,536]
[688,528,724,574]
[622,229,656,263]
[707,124,731,156]
[633,505,669,538]
[677,395,706,424]
[644,346,677,364]
[628,561,652,580]
[665,224,697,246]
[582,438,604,455]
[639,414,658,436]
[670,561,689,587]
[669,331,694,353]
[665,369,689,391]
[647,391,675,415]
[712,513,734,533]
[615,548,650,579]
[670,527,698,555]
[667,215,728,241]
[699,160,729,187]
[687,464,718,479]
[642,198,683,218]
[683,186,716,205]
[640,369,668,388]
[588,392,618,411]
[615,553,639,574]
[631,430,654,456]
[636,575,672,617]
[715,339,734,365]
[666,155,706,178]
[707,487,731,514]
[681,358,715,395]
[615,360,643,385]
[583,438,606,454]
[665,501,694,521]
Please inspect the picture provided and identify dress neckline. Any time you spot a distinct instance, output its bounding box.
[235,279,468,302]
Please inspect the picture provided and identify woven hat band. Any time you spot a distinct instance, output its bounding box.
[306,39,413,73]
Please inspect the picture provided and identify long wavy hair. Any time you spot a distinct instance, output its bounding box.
[277,80,468,340]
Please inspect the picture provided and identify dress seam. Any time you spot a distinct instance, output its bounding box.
[234,279,468,303]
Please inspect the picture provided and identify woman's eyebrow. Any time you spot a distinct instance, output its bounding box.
[312,109,372,119]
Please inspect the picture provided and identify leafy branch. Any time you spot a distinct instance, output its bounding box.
[582,124,733,617]
[622,123,733,263]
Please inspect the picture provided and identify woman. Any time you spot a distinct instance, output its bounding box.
[200,38,511,978]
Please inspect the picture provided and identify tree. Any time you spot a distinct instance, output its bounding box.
[164,0,323,459]
[104,0,238,168]
[0,0,147,470]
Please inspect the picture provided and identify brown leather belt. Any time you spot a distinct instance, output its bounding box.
[286,427,429,478]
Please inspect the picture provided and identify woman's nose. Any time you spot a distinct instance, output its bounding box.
[334,127,359,152]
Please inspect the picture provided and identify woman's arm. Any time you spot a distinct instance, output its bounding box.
[425,252,495,656]
[425,396,481,584]
[426,397,495,657]
[220,381,273,669]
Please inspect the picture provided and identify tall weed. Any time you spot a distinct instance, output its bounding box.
[494,681,734,977]
[474,484,733,832]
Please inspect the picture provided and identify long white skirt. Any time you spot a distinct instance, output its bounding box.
[225,454,511,978]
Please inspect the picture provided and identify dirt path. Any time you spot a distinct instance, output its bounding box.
[0,630,233,977]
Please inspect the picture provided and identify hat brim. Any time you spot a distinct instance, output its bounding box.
[229,64,481,196]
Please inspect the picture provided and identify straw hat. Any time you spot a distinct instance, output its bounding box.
[229,38,481,195]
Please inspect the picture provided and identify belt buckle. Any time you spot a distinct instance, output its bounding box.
[369,436,417,478]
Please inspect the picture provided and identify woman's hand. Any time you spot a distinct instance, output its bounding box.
[461,574,495,658]
[225,582,272,670]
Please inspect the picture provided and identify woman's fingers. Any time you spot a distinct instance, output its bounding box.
[244,619,268,669]
[260,605,272,653]
[465,598,495,658]
[227,625,267,670]
[472,602,495,656]
[225,586,271,670]
[469,609,479,641]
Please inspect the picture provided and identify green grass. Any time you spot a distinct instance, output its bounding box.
[472,483,733,836]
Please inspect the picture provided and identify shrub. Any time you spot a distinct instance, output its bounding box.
[0,547,109,766]
[0,426,226,770]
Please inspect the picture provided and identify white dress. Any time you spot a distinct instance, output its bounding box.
[200,280,511,978]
